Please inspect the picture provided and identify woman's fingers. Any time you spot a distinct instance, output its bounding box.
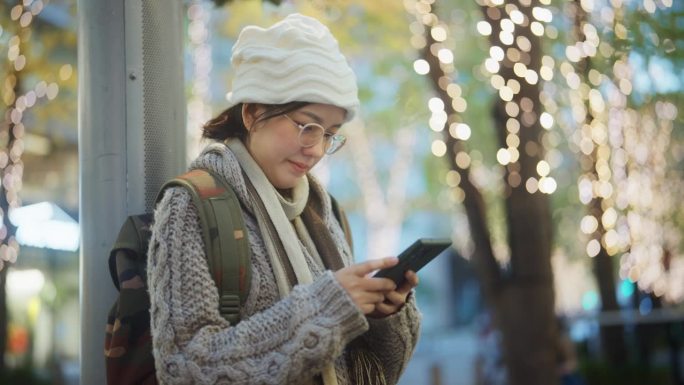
[366,277,396,292]
[370,301,397,317]
[334,258,421,316]
[349,257,398,276]
[346,289,388,315]
[360,303,376,314]
[334,258,400,314]
[369,270,420,318]
[396,270,419,294]
[347,290,384,303]
[383,291,405,307]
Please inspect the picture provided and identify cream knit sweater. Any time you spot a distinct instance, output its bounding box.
[147,144,421,385]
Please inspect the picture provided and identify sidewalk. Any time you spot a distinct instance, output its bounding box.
[399,328,478,385]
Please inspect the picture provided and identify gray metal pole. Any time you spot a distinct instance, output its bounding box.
[78,0,126,383]
[78,0,185,382]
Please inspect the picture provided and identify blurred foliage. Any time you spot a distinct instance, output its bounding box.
[537,0,684,266]
[619,4,684,61]
[0,2,78,144]
[0,365,51,385]
[211,0,282,7]
[24,22,78,145]
[0,1,79,214]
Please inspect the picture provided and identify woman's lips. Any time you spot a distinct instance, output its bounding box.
[289,160,310,173]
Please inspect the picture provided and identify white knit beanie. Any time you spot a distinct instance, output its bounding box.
[226,13,360,121]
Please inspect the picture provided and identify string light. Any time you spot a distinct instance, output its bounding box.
[404,0,474,204]
[406,0,680,300]
[1,4,37,269]
[0,0,67,270]
[552,0,682,301]
[483,1,557,195]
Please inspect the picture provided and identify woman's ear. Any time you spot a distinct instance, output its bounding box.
[241,103,260,131]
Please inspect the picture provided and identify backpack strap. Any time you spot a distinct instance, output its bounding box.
[159,169,251,325]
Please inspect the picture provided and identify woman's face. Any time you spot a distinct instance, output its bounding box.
[244,103,346,190]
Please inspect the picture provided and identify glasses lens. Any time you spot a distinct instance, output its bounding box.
[325,135,347,155]
[288,114,346,155]
[298,123,325,147]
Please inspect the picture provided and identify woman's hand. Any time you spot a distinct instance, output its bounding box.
[368,270,419,319]
[334,257,398,315]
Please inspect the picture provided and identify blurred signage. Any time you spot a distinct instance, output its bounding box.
[9,201,79,251]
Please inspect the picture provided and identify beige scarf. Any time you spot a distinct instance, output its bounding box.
[226,139,338,385]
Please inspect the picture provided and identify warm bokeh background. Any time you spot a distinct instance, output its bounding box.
[1,0,682,384]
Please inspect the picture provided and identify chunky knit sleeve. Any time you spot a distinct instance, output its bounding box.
[362,294,422,384]
[147,187,369,385]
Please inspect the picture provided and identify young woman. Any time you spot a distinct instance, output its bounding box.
[147,14,421,385]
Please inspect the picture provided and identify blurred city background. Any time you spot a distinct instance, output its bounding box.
[0,0,683,384]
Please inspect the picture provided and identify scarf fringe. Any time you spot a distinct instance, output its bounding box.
[349,340,387,385]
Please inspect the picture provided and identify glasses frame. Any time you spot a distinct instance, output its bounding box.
[283,114,347,155]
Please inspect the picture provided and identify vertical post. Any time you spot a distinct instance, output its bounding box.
[78,0,185,382]
[78,0,126,383]
[430,363,443,385]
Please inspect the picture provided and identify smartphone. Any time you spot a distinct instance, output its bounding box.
[373,238,452,286]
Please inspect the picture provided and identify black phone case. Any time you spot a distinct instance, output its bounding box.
[373,238,451,285]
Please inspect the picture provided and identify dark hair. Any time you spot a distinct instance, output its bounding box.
[202,101,310,142]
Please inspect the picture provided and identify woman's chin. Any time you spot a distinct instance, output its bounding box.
[270,175,301,190]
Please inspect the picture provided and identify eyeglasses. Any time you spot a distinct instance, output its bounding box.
[283,114,347,155]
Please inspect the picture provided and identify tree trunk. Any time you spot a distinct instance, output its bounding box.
[480,3,557,384]
[593,246,627,364]
[492,98,557,385]
[414,2,558,384]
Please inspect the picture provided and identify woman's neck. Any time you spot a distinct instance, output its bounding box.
[277,188,293,199]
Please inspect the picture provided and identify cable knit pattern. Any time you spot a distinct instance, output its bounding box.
[147,143,421,384]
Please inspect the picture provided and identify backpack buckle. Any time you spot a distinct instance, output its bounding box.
[219,294,240,318]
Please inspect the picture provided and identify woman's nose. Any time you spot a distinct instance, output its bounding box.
[302,140,326,158]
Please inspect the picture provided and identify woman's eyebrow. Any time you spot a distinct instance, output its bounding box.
[298,110,343,129]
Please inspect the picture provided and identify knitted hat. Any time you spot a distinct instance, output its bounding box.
[226,13,360,121]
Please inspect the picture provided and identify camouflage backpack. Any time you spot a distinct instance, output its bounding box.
[103,169,251,385]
